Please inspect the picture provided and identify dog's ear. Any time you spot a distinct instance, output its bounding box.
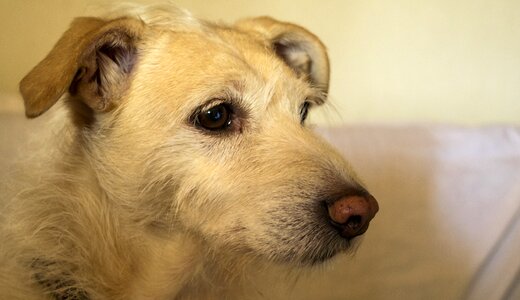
[19,17,144,118]
[235,17,330,94]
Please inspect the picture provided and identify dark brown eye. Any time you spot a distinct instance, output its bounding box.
[196,103,232,131]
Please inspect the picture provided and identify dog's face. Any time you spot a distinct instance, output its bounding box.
[20,9,378,265]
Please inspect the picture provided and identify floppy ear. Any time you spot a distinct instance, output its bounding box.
[19,17,145,118]
[235,17,330,95]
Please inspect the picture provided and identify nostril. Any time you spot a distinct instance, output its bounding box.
[346,215,363,230]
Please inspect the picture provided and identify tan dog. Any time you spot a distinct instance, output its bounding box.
[0,5,378,299]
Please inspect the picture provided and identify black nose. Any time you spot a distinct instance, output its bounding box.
[327,194,379,239]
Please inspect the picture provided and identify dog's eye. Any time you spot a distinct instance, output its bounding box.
[195,103,232,131]
[300,101,311,124]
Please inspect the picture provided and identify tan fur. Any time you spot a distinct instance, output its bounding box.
[1,4,371,299]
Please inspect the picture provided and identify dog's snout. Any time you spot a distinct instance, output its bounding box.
[327,194,379,239]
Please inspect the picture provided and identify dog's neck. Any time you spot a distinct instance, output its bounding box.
[125,234,203,299]
[57,143,262,299]
[127,228,275,299]
[113,228,266,300]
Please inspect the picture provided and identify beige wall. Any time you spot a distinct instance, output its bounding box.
[1,0,519,125]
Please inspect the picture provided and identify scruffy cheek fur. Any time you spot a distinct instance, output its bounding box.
[0,4,378,300]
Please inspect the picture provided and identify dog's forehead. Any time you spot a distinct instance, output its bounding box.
[135,25,310,113]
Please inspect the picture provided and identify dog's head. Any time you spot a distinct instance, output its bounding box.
[20,6,378,265]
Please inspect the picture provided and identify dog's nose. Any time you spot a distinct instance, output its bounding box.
[327,194,379,239]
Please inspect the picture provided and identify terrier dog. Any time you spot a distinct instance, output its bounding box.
[0,5,378,299]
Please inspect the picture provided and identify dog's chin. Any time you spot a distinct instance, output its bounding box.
[265,232,361,267]
[298,236,364,266]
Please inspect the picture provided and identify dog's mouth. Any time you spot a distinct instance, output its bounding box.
[256,193,378,266]
[257,209,350,266]
[274,231,362,266]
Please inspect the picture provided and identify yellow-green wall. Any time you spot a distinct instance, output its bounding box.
[1,0,519,125]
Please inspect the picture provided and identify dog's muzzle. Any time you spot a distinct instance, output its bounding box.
[327,193,379,239]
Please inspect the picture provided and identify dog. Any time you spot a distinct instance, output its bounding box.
[0,4,378,299]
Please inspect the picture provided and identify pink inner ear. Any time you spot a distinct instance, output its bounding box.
[273,41,312,78]
[69,28,141,113]
[69,40,138,114]
[98,42,137,74]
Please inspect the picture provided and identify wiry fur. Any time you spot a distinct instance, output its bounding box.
[1,4,371,299]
